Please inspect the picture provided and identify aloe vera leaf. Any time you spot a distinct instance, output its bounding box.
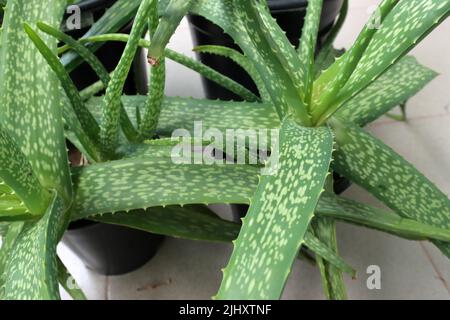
[79,34,260,102]
[0,127,51,215]
[330,120,450,258]
[297,0,323,106]
[335,56,437,126]
[4,194,66,300]
[216,120,334,300]
[70,156,260,221]
[36,22,140,144]
[100,0,154,156]
[193,45,271,102]
[0,0,72,203]
[312,218,347,300]
[312,0,400,124]
[24,24,101,148]
[61,0,142,73]
[315,0,450,124]
[317,193,450,242]
[0,222,23,298]
[147,0,194,64]
[140,0,166,138]
[86,95,279,137]
[314,47,345,79]
[57,257,86,300]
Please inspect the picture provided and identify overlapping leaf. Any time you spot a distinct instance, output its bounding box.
[217,120,334,299]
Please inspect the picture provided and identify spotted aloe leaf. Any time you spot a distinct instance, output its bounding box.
[86,96,279,137]
[335,55,438,126]
[297,0,323,105]
[70,156,260,221]
[312,217,347,300]
[4,194,66,300]
[147,0,195,64]
[315,0,450,122]
[0,222,23,298]
[61,0,142,73]
[331,120,450,258]
[79,34,259,102]
[0,127,51,216]
[217,120,334,300]
[0,0,72,203]
[100,0,154,156]
[317,193,450,242]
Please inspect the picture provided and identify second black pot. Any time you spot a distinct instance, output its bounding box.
[187,0,344,101]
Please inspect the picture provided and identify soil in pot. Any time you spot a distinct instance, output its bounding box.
[187,0,344,101]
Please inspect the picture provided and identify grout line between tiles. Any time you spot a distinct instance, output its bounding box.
[104,276,110,300]
[419,242,450,297]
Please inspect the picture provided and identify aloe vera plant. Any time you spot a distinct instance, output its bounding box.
[0,0,449,300]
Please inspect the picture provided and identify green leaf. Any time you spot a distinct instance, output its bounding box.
[312,0,400,124]
[316,0,450,123]
[70,157,260,221]
[147,0,194,64]
[0,0,72,203]
[217,120,334,300]
[0,222,23,298]
[140,0,166,138]
[331,120,450,258]
[0,127,51,215]
[36,22,140,145]
[57,257,86,300]
[93,205,240,243]
[312,217,347,300]
[4,194,66,300]
[61,0,142,72]
[86,96,279,137]
[23,23,102,150]
[79,34,260,102]
[336,56,437,126]
[297,0,323,106]
[317,193,450,242]
[100,0,155,155]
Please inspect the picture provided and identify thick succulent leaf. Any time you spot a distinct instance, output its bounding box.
[70,157,260,221]
[100,0,154,155]
[93,205,240,243]
[0,222,23,298]
[61,0,142,72]
[0,127,50,215]
[319,0,450,116]
[313,217,347,300]
[0,0,72,203]
[317,193,450,242]
[217,120,334,300]
[57,257,86,300]
[147,0,194,64]
[297,0,323,104]
[336,56,437,126]
[3,194,66,300]
[79,34,259,102]
[86,96,279,137]
[331,120,450,258]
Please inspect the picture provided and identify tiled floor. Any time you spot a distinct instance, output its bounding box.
[57,0,450,299]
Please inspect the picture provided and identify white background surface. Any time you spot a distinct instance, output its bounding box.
[56,0,450,299]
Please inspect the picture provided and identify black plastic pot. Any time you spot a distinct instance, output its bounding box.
[64,220,164,276]
[62,0,162,276]
[187,0,344,101]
